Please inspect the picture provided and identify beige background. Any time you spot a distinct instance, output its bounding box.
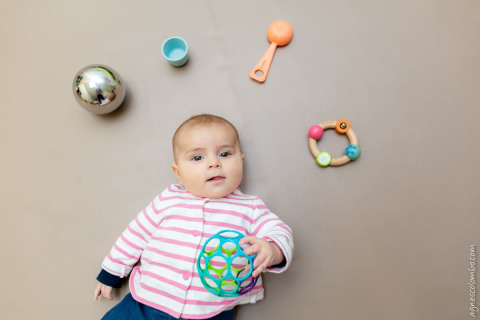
[1,0,479,319]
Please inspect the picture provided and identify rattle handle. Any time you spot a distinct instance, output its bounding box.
[249,42,278,83]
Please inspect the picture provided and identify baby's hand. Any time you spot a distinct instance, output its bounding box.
[93,282,113,302]
[239,236,284,278]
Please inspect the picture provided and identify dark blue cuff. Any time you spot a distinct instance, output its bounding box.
[96,269,123,288]
[271,258,286,269]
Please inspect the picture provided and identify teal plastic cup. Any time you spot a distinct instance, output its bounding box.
[162,37,189,67]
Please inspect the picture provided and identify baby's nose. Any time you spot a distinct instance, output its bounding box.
[208,157,221,168]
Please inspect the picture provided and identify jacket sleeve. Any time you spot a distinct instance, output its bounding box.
[98,192,166,283]
[96,269,123,288]
[250,197,294,273]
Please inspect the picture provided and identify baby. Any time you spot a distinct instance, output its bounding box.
[94,114,294,320]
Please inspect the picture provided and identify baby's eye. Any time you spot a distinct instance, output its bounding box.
[219,151,231,158]
[192,155,204,161]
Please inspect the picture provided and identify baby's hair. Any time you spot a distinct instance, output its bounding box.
[172,114,241,161]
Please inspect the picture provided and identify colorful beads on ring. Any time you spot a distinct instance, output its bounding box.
[345,144,361,160]
[308,125,324,140]
[316,152,332,167]
[335,119,350,134]
[308,119,361,167]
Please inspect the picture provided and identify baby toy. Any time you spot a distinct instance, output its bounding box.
[197,230,258,297]
[72,64,125,114]
[162,37,189,67]
[308,119,361,167]
[250,20,293,83]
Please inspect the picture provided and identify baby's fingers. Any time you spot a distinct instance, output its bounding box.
[250,253,268,277]
[93,285,101,302]
[252,259,267,277]
[93,283,113,301]
[240,236,261,256]
[102,286,113,300]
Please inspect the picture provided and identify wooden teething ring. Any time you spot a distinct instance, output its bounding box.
[308,119,361,167]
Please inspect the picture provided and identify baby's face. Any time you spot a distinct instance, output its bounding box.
[172,123,244,199]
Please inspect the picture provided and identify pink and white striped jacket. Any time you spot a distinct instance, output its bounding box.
[100,184,294,319]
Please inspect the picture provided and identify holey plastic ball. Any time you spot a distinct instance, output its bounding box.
[197,230,258,297]
[72,64,126,114]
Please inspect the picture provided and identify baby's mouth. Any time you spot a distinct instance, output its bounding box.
[207,176,225,182]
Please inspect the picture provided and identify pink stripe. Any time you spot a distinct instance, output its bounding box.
[165,215,204,222]
[121,234,143,251]
[140,270,208,292]
[139,282,187,304]
[156,226,215,239]
[143,257,232,280]
[102,264,122,277]
[252,218,281,235]
[210,199,267,210]
[279,224,294,237]
[263,236,276,243]
[188,284,210,291]
[168,185,188,194]
[187,286,262,305]
[143,208,157,228]
[223,195,246,199]
[223,196,253,201]
[264,236,295,258]
[127,225,146,242]
[151,200,160,214]
[263,236,289,255]
[212,201,257,209]
[253,210,272,223]
[142,257,196,275]
[203,221,247,232]
[154,203,204,215]
[146,246,196,263]
[114,244,138,260]
[107,253,127,265]
[141,270,190,291]
[205,207,274,225]
[157,225,206,237]
[203,208,254,224]
[152,237,201,250]
[224,192,259,200]
[174,203,204,210]
[135,216,152,237]
[147,247,245,270]
[159,194,196,201]
[262,225,293,239]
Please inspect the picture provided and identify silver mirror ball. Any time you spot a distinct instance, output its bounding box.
[72,64,126,114]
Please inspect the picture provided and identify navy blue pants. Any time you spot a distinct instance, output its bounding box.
[101,293,235,320]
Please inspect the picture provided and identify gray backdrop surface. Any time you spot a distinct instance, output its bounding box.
[1,1,479,319]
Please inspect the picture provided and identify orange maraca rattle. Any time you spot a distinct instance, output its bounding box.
[250,20,293,83]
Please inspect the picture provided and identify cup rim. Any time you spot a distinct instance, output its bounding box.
[162,37,188,62]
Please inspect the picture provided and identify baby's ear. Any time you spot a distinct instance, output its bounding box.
[171,163,181,183]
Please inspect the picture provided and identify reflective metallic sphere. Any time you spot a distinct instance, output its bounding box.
[72,64,126,114]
